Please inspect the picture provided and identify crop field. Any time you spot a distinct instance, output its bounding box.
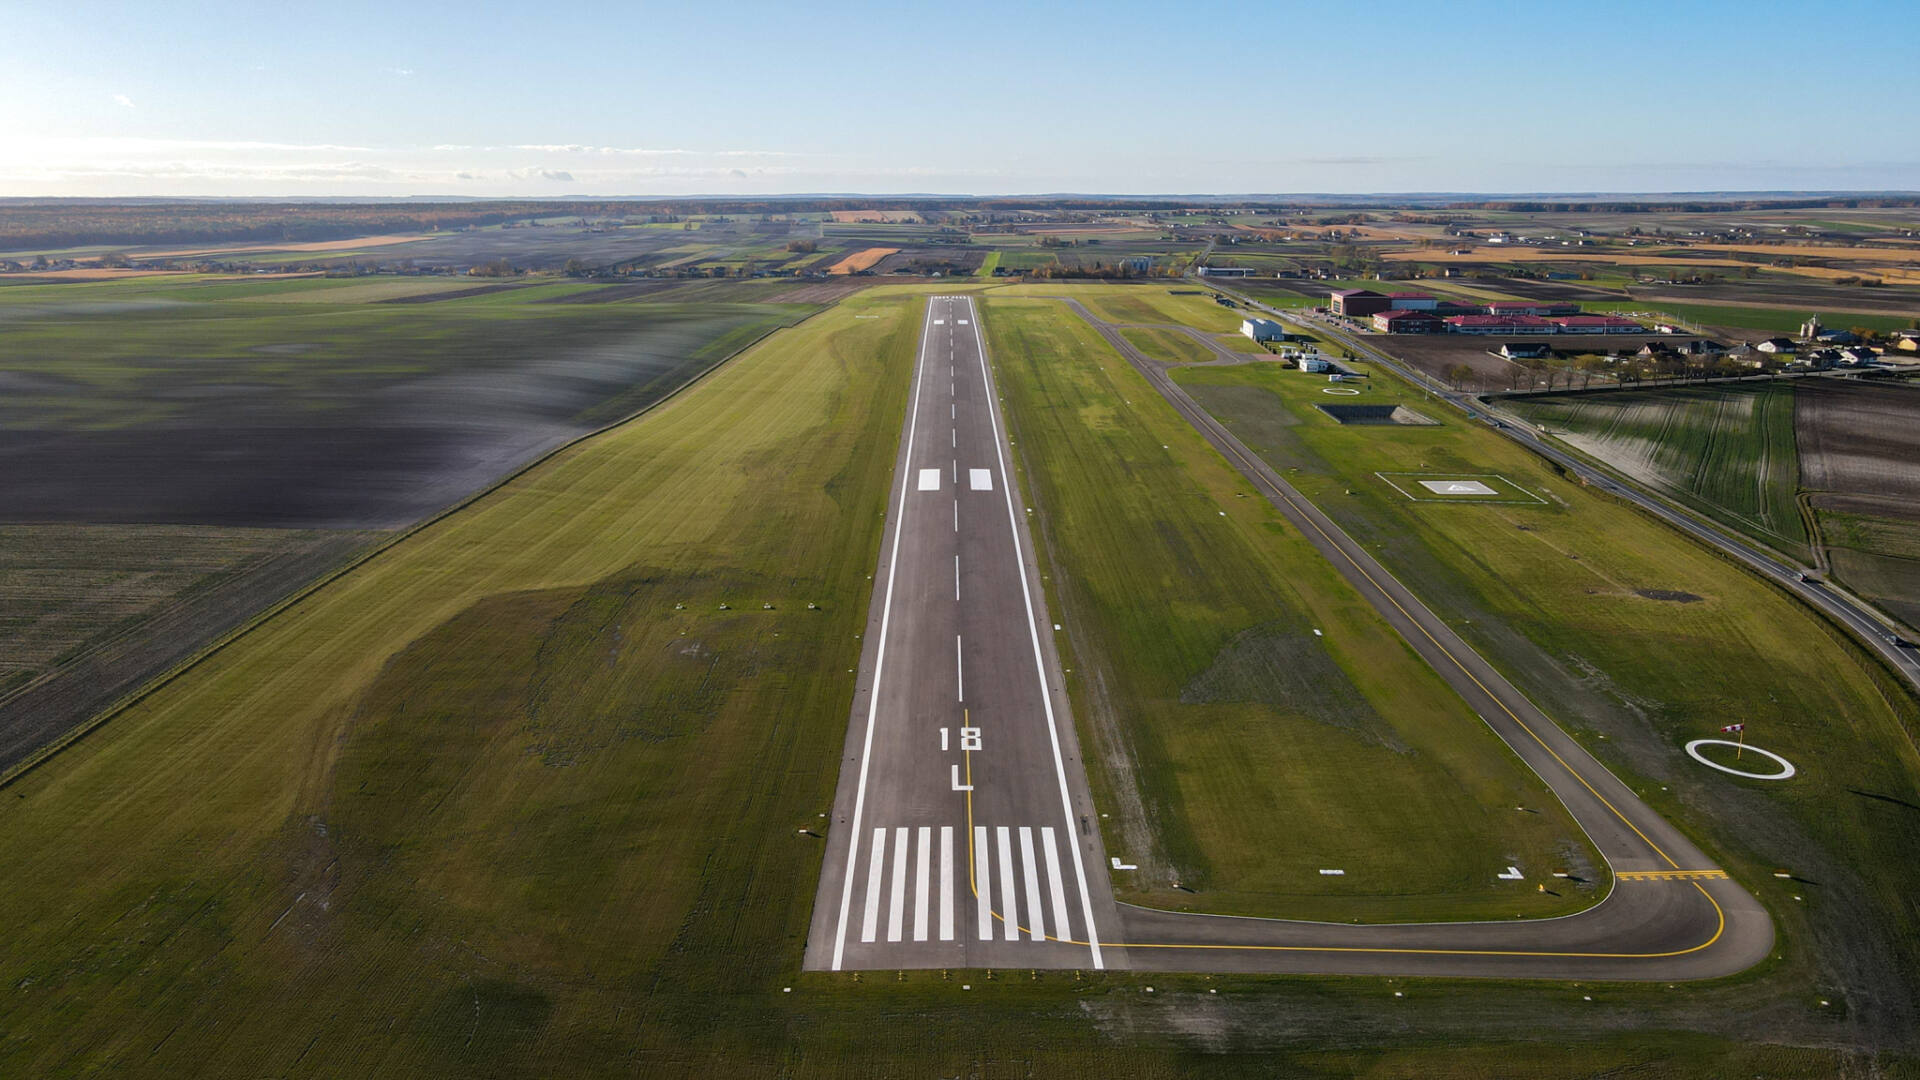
[1503,379,1920,629]
[1156,338,1920,1049]
[0,272,816,778]
[1624,299,1919,336]
[0,274,812,527]
[982,295,1602,923]
[1500,384,1809,558]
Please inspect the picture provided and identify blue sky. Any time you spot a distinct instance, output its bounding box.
[3,0,1916,197]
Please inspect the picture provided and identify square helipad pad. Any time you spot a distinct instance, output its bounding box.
[1420,479,1497,495]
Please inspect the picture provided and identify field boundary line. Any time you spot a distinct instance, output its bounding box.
[0,304,829,790]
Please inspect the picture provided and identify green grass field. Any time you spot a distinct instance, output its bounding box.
[983,295,1602,922]
[1500,384,1809,559]
[1118,325,1215,365]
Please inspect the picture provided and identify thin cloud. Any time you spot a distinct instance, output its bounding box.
[112,94,134,108]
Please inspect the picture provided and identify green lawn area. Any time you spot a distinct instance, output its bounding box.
[983,295,1602,923]
[975,249,1001,278]
[1500,384,1809,559]
[1119,325,1214,365]
[999,282,1245,332]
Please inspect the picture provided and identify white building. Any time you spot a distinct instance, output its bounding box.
[1241,317,1284,342]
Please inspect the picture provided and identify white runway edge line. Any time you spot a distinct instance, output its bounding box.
[966,295,1106,969]
[831,296,938,971]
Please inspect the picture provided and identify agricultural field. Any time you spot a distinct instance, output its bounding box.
[1503,379,1920,629]
[1498,384,1810,559]
[982,295,1603,923]
[0,272,816,777]
[1144,329,1920,1050]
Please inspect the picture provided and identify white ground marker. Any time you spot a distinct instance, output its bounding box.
[917,468,940,491]
[914,826,931,942]
[1042,827,1072,941]
[969,468,993,491]
[1019,826,1046,941]
[996,826,1020,941]
[939,826,955,941]
[861,827,887,942]
[975,826,993,940]
[888,827,909,941]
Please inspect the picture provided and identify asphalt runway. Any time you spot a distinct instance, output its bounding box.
[806,291,1773,981]
[804,295,1123,973]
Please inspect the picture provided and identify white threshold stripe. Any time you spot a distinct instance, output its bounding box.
[1042,827,1072,941]
[975,826,992,940]
[939,826,955,941]
[831,297,935,970]
[887,826,909,943]
[968,295,1107,969]
[860,826,886,943]
[996,826,1019,941]
[914,826,931,942]
[1019,826,1046,941]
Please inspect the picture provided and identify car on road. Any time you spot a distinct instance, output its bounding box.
[1889,635,1914,648]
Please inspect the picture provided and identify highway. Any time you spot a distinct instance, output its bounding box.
[807,292,1774,980]
[803,295,1123,973]
[1212,282,1920,694]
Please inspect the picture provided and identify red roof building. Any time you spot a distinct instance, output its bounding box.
[1445,314,1557,334]
[1552,315,1645,334]
[1374,309,1446,333]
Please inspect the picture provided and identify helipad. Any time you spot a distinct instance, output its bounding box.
[1420,479,1498,496]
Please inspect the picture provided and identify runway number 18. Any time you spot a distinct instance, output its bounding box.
[938,727,984,751]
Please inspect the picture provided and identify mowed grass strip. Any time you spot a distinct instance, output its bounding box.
[1503,384,1808,558]
[1119,325,1214,365]
[0,292,921,1075]
[982,295,1600,922]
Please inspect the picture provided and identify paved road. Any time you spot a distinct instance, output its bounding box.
[808,292,1772,980]
[1217,286,1920,693]
[804,295,1123,973]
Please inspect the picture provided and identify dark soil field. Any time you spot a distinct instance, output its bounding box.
[0,273,816,776]
[0,525,376,774]
[1634,278,1920,316]
[1796,380,1920,627]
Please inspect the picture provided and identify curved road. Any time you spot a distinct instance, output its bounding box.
[1055,298,1773,979]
